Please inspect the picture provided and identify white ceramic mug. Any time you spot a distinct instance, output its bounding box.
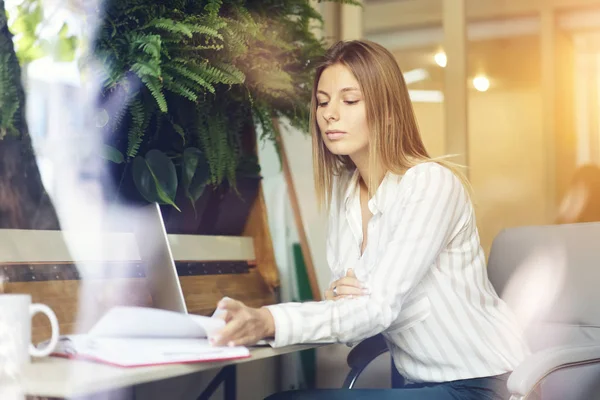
[0,294,59,366]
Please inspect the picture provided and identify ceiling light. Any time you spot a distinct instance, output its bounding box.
[473,75,490,92]
[434,51,447,68]
[403,68,429,85]
[409,90,444,103]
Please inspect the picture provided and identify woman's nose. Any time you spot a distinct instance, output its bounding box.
[324,104,339,121]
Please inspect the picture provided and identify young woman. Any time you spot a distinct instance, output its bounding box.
[211,40,530,399]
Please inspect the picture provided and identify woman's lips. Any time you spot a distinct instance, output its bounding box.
[326,130,347,140]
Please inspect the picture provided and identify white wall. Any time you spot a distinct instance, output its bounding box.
[257,120,331,295]
[276,121,330,292]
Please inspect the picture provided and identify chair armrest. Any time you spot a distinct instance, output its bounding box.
[347,333,389,369]
[508,342,600,398]
[342,334,389,388]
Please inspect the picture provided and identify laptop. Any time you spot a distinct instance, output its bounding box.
[131,203,328,346]
[133,203,188,314]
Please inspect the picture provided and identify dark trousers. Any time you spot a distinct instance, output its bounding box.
[265,373,511,400]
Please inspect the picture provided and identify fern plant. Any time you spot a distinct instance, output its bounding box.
[0,1,23,139]
[90,0,358,209]
[0,52,19,139]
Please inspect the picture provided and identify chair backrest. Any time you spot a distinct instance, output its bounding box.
[487,222,600,352]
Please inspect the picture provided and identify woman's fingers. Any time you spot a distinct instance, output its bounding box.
[334,294,357,301]
[217,298,241,313]
[325,288,354,301]
[210,298,274,347]
[334,284,369,296]
[328,277,365,291]
[336,276,364,289]
[324,289,335,301]
[226,335,260,347]
[325,285,370,300]
[326,269,370,300]
[211,319,245,346]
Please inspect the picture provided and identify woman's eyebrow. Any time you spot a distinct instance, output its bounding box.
[317,87,361,96]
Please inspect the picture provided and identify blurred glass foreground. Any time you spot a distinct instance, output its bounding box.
[1,0,600,399]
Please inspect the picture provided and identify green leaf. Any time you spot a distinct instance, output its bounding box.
[127,100,146,158]
[55,36,78,62]
[170,120,186,145]
[141,75,167,112]
[182,147,210,207]
[132,150,180,211]
[100,144,124,164]
[145,18,194,38]
[58,23,69,38]
[132,156,157,202]
[166,63,214,93]
[132,60,161,78]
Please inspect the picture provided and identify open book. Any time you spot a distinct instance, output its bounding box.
[50,306,250,367]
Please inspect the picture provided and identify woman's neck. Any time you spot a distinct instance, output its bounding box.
[350,150,385,194]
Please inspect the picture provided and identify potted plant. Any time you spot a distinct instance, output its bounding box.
[5,0,358,235]
[92,0,363,236]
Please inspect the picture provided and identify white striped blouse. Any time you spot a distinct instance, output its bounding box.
[266,162,530,383]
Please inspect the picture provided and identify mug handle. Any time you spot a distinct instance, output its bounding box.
[29,304,60,357]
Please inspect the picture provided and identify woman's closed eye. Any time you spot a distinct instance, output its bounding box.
[317,99,360,107]
[317,100,359,107]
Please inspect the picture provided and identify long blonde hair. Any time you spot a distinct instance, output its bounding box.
[311,40,469,208]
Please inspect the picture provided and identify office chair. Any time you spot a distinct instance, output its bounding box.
[342,222,600,400]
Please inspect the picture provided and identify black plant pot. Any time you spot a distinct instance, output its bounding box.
[161,184,213,235]
[162,175,262,236]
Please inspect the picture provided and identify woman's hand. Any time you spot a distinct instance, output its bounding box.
[324,269,370,301]
[210,298,275,347]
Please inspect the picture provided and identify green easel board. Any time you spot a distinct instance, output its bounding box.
[292,242,317,389]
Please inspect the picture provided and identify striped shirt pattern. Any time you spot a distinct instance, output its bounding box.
[266,162,530,383]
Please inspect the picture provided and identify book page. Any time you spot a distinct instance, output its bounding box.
[56,337,249,367]
[89,306,225,339]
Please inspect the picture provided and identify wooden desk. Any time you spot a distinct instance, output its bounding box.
[23,344,324,398]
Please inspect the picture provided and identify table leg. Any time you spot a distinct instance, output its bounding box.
[197,365,236,400]
[223,365,236,400]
